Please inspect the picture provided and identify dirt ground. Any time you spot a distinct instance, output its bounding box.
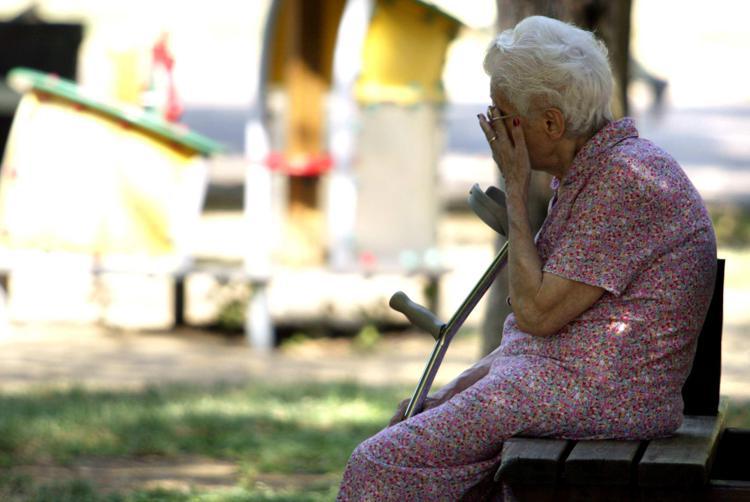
[0,322,479,392]
[1,315,748,398]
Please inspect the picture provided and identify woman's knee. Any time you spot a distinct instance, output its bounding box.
[348,430,391,467]
[347,438,371,467]
[347,422,426,469]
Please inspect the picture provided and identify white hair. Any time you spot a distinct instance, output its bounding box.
[483,16,614,137]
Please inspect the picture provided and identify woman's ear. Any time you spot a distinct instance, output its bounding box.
[543,108,566,140]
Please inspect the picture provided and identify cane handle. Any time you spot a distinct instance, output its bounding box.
[389,291,444,340]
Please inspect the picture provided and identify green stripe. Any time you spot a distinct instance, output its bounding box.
[8,67,223,155]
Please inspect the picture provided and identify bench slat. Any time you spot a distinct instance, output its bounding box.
[494,438,570,484]
[564,439,642,485]
[638,414,724,487]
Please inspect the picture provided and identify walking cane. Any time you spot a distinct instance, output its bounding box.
[389,184,509,420]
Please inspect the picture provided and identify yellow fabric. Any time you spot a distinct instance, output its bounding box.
[355,0,460,104]
[0,92,205,257]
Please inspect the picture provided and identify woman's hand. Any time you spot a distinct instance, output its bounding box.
[388,360,493,426]
[388,396,443,426]
[478,107,532,199]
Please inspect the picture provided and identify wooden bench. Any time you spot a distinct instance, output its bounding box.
[493,259,728,497]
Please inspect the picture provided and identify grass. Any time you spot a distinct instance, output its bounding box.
[0,476,342,502]
[1,381,749,500]
[0,477,341,502]
[709,203,750,249]
[0,381,410,501]
[726,398,750,429]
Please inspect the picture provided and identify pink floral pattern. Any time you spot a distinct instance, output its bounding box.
[337,118,717,500]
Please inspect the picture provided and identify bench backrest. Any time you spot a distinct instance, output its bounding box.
[682,258,725,416]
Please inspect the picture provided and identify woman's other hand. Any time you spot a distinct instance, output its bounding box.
[388,361,492,426]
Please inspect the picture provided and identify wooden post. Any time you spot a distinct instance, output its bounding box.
[278,0,345,265]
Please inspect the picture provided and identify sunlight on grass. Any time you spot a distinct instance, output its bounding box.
[159,388,391,432]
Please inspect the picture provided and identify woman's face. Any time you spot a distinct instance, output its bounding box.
[489,90,558,174]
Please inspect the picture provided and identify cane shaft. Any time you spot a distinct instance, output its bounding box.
[403,240,510,419]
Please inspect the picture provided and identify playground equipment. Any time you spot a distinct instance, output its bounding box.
[0,67,220,327]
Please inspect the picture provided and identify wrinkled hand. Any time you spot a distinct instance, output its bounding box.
[477,106,532,198]
[388,396,442,426]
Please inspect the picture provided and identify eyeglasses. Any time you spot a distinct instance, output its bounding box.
[487,105,514,123]
[490,113,513,123]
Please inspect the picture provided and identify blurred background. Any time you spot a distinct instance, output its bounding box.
[0,0,748,500]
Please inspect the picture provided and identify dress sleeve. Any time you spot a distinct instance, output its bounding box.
[543,159,668,296]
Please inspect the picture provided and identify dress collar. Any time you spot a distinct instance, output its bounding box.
[551,117,639,189]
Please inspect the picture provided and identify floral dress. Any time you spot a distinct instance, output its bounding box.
[337,118,717,501]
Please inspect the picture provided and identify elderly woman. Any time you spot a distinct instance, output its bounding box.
[337,15,716,500]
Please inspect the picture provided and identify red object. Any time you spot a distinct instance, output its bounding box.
[359,251,377,268]
[265,151,333,176]
[152,35,174,72]
[149,33,182,122]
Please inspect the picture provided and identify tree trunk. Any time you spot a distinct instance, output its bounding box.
[480,0,632,356]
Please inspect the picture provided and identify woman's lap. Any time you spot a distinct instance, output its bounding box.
[337,357,593,501]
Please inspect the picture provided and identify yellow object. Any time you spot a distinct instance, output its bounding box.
[0,91,206,259]
[110,48,144,105]
[356,0,461,105]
